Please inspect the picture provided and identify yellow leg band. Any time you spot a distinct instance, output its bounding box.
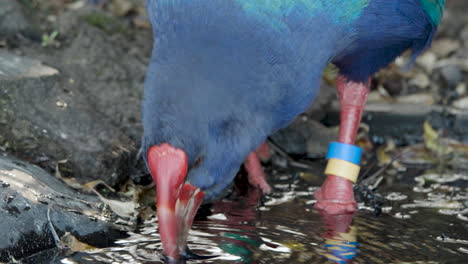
[325,158,360,183]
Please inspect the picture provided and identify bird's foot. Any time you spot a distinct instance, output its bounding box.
[314,175,356,214]
[244,151,272,194]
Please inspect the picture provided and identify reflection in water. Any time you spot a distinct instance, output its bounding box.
[205,186,291,264]
[206,187,263,264]
[319,212,358,264]
[28,169,467,264]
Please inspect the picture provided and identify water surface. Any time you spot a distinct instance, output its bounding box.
[31,168,468,264]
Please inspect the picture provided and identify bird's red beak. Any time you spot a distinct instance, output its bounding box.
[147,143,205,261]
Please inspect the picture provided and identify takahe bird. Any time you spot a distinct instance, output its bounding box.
[142,0,445,260]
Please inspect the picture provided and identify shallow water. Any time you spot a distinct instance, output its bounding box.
[39,168,468,264]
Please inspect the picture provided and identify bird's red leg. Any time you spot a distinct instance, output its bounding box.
[315,75,370,214]
[244,143,272,194]
[255,142,271,161]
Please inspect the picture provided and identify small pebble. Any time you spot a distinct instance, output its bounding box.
[453,96,468,110]
[455,83,467,96]
[431,38,460,58]
[408,73,430,89]
[440,65,463,87]
[416,52,437,73]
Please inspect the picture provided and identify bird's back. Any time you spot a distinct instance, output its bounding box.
[334,0,444,81]
[143,0,365,142]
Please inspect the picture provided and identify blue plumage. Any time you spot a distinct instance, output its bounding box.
[334,0,437,81]
[142,0,441,200]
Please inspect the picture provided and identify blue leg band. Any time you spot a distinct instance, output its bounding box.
[326,142,362,165]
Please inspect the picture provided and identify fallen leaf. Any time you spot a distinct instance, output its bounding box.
[61,232,96,252]
[423,121,453,156]
[55,159,85,190]
[282,240,305,251]
[90,188,137,219]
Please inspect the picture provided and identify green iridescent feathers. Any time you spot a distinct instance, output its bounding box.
[419,0,445,25]
[236,0,445,29]
[236,0,369,29]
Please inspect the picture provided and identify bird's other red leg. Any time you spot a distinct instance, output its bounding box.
[244,143,272,194]
[255,142,271,161]
[315,75,370,214]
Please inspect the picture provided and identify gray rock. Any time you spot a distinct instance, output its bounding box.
[0,155,126,262]
[305,82,337,120]
[21,20,151,141]
[57,25,148,140]
[0,1,38,39]
[271,117,338,158]
[440,64,463,87]
[0,51,136,185]
[0,52,58,79]
[271,82,340,158]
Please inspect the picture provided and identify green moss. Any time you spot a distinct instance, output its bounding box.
[82,12,128,34]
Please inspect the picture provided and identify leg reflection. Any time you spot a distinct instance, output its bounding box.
[319,212,359,264]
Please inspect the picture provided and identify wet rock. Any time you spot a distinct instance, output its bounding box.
[0,155,127,262]
[0,1,39,39]
[0,51,135,185]
[271,117,337,158]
